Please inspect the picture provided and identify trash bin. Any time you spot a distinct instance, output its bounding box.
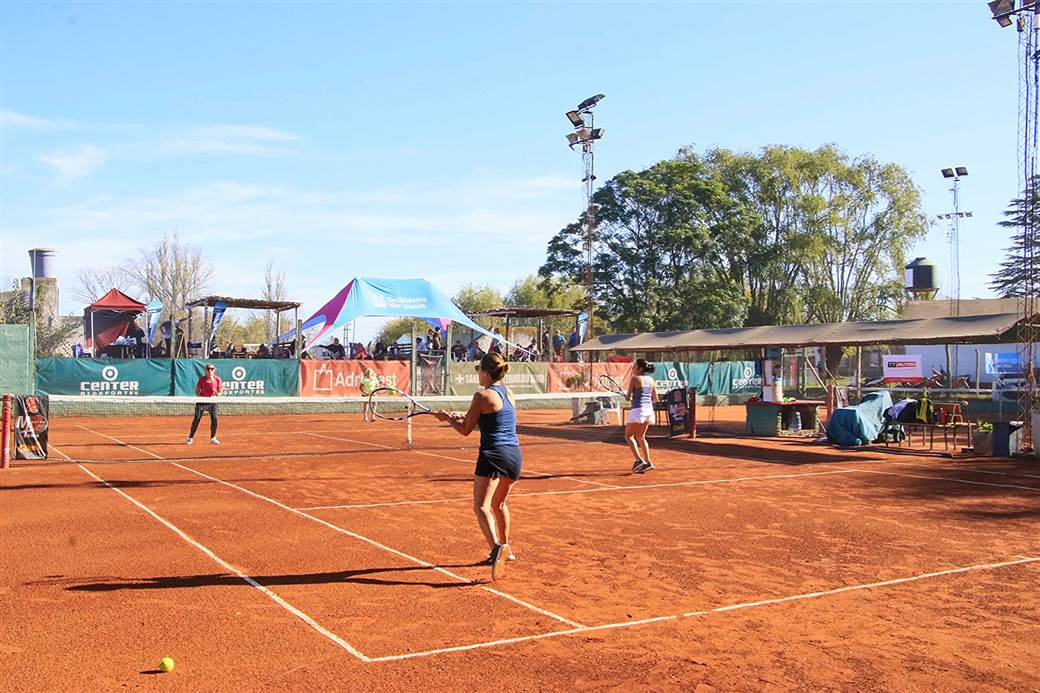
[992,421,1023,457]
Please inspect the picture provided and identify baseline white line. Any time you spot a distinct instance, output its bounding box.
[75,463,370,661]
[297,468,859,511]
[305,431,622,488]
[846,467,1040,493]
[73,426,584,630]
[370,555,1040,662]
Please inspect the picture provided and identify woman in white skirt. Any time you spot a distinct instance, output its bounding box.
[626,359,657,473]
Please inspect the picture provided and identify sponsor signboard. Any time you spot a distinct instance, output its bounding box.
[173,359,299,397]
[664,387,692,438]
[882,355,923,383]
[14,394,48,460]
[450,362,548,396]
[35,358,172,396]
[300,360,410,396]
[547,363,633,394]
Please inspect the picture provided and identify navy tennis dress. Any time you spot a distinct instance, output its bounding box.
[475,384,523,480]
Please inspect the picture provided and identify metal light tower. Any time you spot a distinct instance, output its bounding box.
[988,0,1039,448]
[565,94,605,340]
[937,167,971,318]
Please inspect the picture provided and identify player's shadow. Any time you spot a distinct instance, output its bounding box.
[53,563,489,591]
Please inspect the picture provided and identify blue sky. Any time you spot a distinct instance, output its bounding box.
[0,1,1025,341]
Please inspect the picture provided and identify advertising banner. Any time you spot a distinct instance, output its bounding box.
[173,359,299,397]
[14,394,49,460]
[985,352,1022,375]
[36,358,173,396]
[300,360,410,397]
[547,363,633,394]
[882,355,923,383]
[664,387,692,438]
[450,362,548,396]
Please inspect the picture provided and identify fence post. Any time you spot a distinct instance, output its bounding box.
[826,383,835,423]
[1,394,12,469]
[688,387,697,439]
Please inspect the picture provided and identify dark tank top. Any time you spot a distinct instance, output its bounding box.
[478,384,520,450]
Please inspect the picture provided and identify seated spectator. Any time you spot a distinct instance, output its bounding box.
[373,341,388,360]
[126,319,146,358]
[325,338,346,359]
[258,343,271,359]
[429,329,443,351]
[354,343,370,359]
[416,337,429,354]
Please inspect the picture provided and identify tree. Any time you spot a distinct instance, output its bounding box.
[262,259,288,340]
[540,158,752,332]
[452,285,504,330]
[213,312,267,347]
[122,231,213,325]
[74,266,130,305]
[375,318,428,345]
[990,176,1040,298]
[0,282,80,357]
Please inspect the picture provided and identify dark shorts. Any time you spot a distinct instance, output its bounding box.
[475,445,522,480]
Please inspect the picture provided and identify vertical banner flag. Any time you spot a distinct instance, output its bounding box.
[577,312,589,342]
[14,394,49,460]
[210,301,228,350]
[664,387,692,438]
[145,299,163,355]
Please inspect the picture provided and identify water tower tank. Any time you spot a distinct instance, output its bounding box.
[28,248,56,278]
[904,257,938,300]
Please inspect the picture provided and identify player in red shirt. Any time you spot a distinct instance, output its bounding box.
[186,364,223,445]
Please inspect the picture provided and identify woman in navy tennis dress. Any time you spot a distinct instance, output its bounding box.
[434,352,521,580]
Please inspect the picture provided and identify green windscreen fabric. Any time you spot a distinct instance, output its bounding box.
[172,359,300,397]
[0,325,32,394]
[36,358,173,396]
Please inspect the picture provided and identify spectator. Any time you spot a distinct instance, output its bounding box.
[552,330,565,362]
[567,329,581,362]
[258,343,271,359]
[490,327,503,355]
[354,342,370,359]
[452,340,466,361]
[429,328,443,351]
[416,337,429,354]
[374,341,388,360]
[126,319,146,358]
[466,339,483,361]
[326,338,346,359]
[542,330,551,361]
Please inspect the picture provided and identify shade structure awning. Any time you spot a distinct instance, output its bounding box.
[187,296,301,311]
[574,313,1032,353]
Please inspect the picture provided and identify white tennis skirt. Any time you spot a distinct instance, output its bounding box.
[626,407,654,425]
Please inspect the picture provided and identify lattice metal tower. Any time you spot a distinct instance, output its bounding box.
[1018,8,1039,446]
[565,95,605,340]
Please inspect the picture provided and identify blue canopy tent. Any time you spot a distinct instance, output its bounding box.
[280,277,513,352]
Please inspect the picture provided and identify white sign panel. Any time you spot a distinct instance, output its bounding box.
[883,355,923,382]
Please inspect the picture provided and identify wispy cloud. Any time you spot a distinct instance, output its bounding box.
[153,124,304,156]
[38,144,110,181]
[0,108,78,130]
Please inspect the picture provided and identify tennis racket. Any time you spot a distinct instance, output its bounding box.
[598,374,626,397]
[368,387,435,421]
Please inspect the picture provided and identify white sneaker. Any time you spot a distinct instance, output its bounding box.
[210,437,220,445]
[185,437,193,445]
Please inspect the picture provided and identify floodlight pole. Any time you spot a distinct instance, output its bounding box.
[989,0,1040,449]
[565,95,605,343]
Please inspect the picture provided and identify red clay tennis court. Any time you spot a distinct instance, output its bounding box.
[2,404,1039,690]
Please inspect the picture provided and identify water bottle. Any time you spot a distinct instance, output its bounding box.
[790,411,802,432]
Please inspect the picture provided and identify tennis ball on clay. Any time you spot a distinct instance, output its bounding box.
[158,657,175,673]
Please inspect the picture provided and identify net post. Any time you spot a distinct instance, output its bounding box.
[1,394,12,468]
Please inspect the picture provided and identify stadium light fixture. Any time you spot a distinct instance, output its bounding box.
[988,0,1016,27]
[941,168,955,178]
[577,94,605,111]
[955,166,969,176]
[566,110,585,128]
[590,128,605,140]
[565,132,580,146]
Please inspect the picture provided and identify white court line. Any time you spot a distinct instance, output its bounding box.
[369,555,1040,662]
[304,431,622,489]
[887,460,1040,481]
[74,463,371,661]
[846,467,1040,493]
[297,468,860,511]
[76,425,583,630]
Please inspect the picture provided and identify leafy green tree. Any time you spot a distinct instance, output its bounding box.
[540,158,752,332]
[990,176,1040,298]
[375,317,428,345]
[452,285,504,330]
[0,282,80,357]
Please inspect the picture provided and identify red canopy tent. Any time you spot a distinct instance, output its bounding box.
[84,289,146,353]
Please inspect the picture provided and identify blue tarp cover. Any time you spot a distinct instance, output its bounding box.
[826,390,894,446]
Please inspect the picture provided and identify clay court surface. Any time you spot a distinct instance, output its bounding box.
[2,406,1039,691]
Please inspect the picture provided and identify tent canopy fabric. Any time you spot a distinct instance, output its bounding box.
[280,277,511,351]
[574,313,1030,353]
[87,288,146,312]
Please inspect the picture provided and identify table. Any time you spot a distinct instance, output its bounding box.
[746,400,824,436]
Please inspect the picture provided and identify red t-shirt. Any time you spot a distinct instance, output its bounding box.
[196,376,222,397]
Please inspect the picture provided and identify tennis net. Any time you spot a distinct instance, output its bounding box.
[37,392,633,463]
